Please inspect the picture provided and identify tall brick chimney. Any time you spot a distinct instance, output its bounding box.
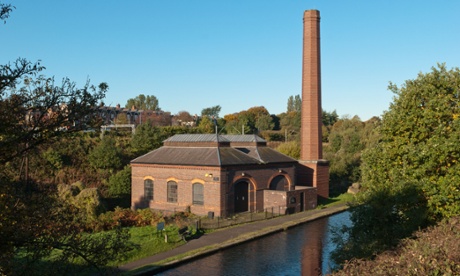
[297,10,329,198]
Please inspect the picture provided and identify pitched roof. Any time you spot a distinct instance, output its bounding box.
[131,134,297,167]
[131,146,261,166]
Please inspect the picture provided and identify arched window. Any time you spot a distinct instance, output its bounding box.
[269,175,288,191]
[167,181,178,203]
[193,183,204,205]
[144,179,153,201]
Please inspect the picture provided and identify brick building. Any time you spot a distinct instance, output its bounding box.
[131,134,317,216]
[131,10,328,217]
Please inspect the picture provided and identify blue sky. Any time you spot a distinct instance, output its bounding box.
[2,1,460,121]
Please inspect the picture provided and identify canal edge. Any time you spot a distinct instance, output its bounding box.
[123,203,350,275]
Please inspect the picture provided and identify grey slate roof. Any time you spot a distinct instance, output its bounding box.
[131,134,297,167]
[164,134,230,143]
[221,134,266,143]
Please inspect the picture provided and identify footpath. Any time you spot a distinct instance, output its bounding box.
[118,203,349,275]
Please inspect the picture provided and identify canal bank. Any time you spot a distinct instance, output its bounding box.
[118,203,349,275]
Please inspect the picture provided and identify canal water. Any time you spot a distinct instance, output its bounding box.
[158,211,351,276]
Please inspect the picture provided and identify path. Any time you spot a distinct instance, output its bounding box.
[118,203,349,275]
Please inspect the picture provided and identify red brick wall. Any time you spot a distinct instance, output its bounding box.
[131,164,223,216]
[132,163,298,217]
[297,161,329,198]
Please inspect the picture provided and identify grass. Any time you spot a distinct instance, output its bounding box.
[14,192,354,274]
[318,192,356,208]
[111,225,190,266]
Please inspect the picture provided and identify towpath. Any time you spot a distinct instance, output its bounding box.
[118,203,349,275]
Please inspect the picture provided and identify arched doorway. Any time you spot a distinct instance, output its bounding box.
[270,175,288,191]
[234,181,249,213]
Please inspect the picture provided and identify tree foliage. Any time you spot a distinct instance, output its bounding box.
[201,105,221,118]
[109,165,132,198]
[286,94,301,113]
[130,122,163,155]
[0,58,107,164]
[276,140,300,159]
[125,94,159,111]
[363,64,460,220]
[324,116,366,192]
[0,2,13,23]
[333,64,460,266]
[197,115,216,133]
[88,136,123,172]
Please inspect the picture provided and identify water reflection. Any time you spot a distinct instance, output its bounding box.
[158,211,350,276]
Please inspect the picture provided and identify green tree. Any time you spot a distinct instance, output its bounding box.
[286,94,301,113]
[201,105,221,118]
[294,95,301,112]
[255,113,274,131]
[287,95,294,112]
[333,64,460,266]
[130,122,163,155]
[108,165,131,198]
[275,140,300,159]
[322,109,339,126]
[0,59,107,164]
[324,116,365,194]
[279,111,301,134]
[89,136,123,172]
[125,94,159,111]
[363,64,460,220]
[198,115,215,133]
[0,5,132,273]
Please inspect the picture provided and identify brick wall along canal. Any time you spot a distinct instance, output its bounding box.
[158,211,351,276]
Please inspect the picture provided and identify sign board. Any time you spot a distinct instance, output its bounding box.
[157,222,165,231]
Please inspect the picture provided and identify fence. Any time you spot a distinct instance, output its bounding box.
[198,206,289,230]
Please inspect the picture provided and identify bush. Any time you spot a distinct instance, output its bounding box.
[93,208,163,231]
[332,216,460,275]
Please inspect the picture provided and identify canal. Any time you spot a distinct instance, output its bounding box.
[157,211,351,276]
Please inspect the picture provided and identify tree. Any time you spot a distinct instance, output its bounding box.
[255,113,274,131]
[0,58,107,165]
[322,109,338,126]
[323,116,366,194]
[198,115,215,133]
[89,136,123,172]
[276,141,300,159]
[333,64,460,266]
[294,95,301,112]
[286,95,301,113]
[108,165,131,198]
[0,6,132,273]
[0,2,13,23]
[201,105,221,118]
[287,95,294,112]
[130,122,162,155]
[125,94,159,111]
[363,63,460,220]
[114,112,128,124]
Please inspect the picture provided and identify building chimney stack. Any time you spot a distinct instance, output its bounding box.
[298,10,329,198]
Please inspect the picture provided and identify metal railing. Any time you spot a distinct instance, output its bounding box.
[199,206,289,230]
